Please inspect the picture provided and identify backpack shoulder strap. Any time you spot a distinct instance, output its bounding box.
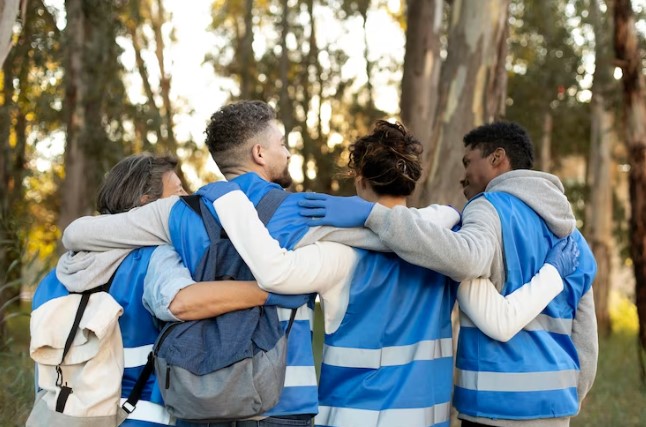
[55,270,118,413]
[255,189,289,226]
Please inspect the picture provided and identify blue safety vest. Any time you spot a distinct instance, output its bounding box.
[453,192,596,420]
[32,248,172,427]
[316,250,456,427]
[168,172,318,417]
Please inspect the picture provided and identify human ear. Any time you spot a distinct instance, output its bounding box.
[251,144,265,166]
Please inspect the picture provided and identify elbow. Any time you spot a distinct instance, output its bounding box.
[168,295,189,320]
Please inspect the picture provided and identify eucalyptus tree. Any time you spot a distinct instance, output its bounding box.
[411,0,510,209]
[613,0,646,382]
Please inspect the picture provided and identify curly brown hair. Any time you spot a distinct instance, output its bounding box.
[348,120,423,197]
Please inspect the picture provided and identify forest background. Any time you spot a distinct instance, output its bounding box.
[0,0,645,425]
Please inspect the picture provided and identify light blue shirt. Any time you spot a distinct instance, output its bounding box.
[143,245,195,322]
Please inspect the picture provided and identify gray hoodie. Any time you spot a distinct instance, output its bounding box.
[366,169,598,427]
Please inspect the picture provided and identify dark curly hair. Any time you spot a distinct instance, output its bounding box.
[463,121,534,170]
[204,101,276,172]
[97,153,179,214]
[348,120,423,197]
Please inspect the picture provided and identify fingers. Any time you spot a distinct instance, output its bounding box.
[303,192,328,201]
[298,208,326,217]
[298,199,326,208]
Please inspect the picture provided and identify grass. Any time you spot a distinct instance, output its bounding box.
[572,332,646,426]
[0,301,34,427]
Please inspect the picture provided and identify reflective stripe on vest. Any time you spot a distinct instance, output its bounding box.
[120,399,173,425]
[124,344,154,369]
[322,338,453,369]
[456,368,579,392]
[460,313,573,336]
[315,402,451,427]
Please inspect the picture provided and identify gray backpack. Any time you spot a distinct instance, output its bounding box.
[153,189,295,423]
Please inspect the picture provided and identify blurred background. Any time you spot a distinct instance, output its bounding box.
[0,0,645,425]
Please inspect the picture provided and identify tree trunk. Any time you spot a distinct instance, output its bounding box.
[0,0,20,67]
[400,0,443,151]
[540,110,553,173]
[151,0,176,153]
[613,0,646,382]
[278,0,293,139]
[58,0,117,235]
[239,0,254,99]
[411,0,510,209]
[586,0,616,337]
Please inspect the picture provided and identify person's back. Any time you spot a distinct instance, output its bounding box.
[454,186,595,424]
[32,247,169,426]
[30,154,187,427]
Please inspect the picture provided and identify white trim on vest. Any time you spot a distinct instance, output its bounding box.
[322,338,453,369]
[315,402,451,427]
[456,369,579,392]
[120,398,175,425]
[278,305,315,331]
[460,314,572,336]
[284,366,318,387]
[123,344,154,369]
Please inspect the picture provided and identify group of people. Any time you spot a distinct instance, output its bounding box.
[31,100,597,427]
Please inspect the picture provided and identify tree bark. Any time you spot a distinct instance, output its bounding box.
[400,0,443,155]
[411,0,510,209]
[613,0,646,382]
[58,0,117,235]
[540,110,553,173]
[586,0,616,337]
[0,0,20,68]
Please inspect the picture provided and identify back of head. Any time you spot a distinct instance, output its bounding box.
[205,101,276,172]
[97,153,178,214]
[349,120,423,197]
[463,121,534,170]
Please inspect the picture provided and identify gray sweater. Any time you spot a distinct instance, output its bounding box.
[366,170,598,427]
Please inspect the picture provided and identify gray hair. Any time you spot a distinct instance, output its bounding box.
[96,153,179,214]
[204,100,276,172]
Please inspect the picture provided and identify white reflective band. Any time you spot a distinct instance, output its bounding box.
[120,398,175,425]
[315,402,451,427]
[524,314,572,335]
[456,369,579,392]
[322,338,453,369]
[123,344,153,369]
[278,305,315,331]
[284,365,318,387]
[460,314,572,336]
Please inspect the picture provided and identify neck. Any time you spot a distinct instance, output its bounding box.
[376,195,407,208]
[222,166,269,182]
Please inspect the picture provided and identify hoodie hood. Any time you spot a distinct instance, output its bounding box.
[486,170,576,238]
[56,249,132,292]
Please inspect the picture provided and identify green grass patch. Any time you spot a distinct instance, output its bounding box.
[572,332,646,426]
[1,301,34,427]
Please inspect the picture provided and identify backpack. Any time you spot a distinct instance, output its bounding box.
[27,273,155,427]
[153,189,295,423]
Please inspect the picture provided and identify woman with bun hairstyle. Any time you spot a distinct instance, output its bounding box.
[204,121,576,427]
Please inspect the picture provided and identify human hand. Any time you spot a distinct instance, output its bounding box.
[545,236,579,278]
[196,180,241,202]
[298,193,375,228]
[264,292,312,309]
